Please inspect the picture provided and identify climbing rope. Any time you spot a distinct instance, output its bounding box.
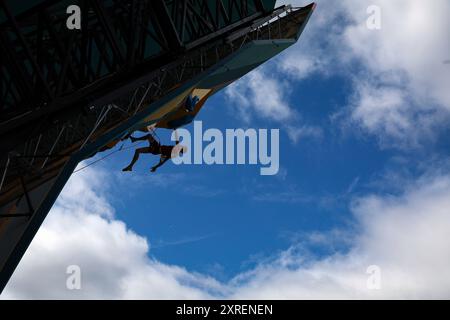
[73,140,144,174]
[73,127,169,174]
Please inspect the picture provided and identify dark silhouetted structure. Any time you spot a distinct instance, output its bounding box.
[0,0,315,292]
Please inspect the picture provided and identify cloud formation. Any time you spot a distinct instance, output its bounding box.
[230,172,450,299]
[2,163,450,299]
[279,0,450,148]
[225,69,295,123]
[224,67,323,144]
[1,167,223,299]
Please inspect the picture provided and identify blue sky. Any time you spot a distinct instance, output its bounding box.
[106,75,375,276]
[3,0,450,299]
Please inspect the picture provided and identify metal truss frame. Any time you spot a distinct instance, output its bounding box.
[0,0,316,292]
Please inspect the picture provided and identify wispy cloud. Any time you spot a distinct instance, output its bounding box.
[224,66,323,144]
[225,68,295,123]
[113,170,225,199]
[247,176,361,210]
[346,177,360,194]
[285,125,323,144]
[151,233,218,249]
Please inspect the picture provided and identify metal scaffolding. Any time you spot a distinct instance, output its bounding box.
[0,0,316,293]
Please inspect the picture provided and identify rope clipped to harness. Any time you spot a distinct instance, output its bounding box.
[74,140,144,173]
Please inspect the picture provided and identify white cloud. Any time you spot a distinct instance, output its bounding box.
[341,0,450,108]
[347,80,448,148]
[277,0,450,148]
[285,124,323,144]
[230,172,450,299]
[1,166,223,299]
[228,0,450,146]
[276,0,347,79]
[2,163,450,299]
[225,68,322,144]
[225,68,295,123]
